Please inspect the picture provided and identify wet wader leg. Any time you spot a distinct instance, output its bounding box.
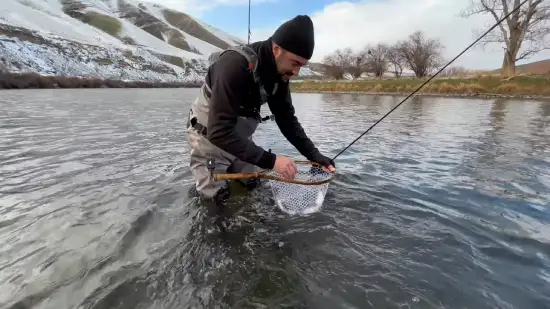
[187,130,231,200]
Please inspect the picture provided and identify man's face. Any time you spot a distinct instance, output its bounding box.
[273,44,308,81]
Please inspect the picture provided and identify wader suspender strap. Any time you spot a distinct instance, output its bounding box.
[224,45,268,105]
[208,46,276,121]
[200,45,278,127]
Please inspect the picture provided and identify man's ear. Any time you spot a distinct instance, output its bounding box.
[272,43,281,57]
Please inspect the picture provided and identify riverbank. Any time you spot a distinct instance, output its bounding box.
[0,72,201,89]
[290,76,550,99]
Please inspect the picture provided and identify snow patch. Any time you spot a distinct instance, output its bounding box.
[185,34,222,57]
[0,0,325,82]
[1,0,123,47]
[0,34,205,82]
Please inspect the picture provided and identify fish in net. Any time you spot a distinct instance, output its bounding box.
[214,161,334,215]
[267,163,332,214]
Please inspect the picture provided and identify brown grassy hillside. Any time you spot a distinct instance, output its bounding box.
[493,59,550,75]
[162,9,232,51]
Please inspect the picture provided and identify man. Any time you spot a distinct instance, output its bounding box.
[186,14,335,200]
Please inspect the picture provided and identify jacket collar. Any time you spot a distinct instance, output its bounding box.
[251,38,283,83]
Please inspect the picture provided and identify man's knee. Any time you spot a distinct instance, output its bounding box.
[227,159,262,191]
[236,179,261,190]
[228,158,260,174]
[186,130,231,198]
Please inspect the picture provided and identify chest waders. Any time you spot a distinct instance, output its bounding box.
[186,45,277,199]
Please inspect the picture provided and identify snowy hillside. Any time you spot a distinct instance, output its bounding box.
[0,0,322,83]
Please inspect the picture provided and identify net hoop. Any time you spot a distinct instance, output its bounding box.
[213,161,334,215]
[213,161,334,185]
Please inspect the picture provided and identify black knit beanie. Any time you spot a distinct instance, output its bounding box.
[271,15,315,60]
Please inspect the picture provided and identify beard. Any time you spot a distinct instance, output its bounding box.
[280,71,294,81]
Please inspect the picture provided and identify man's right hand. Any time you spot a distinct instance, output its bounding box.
[273,155,297,179]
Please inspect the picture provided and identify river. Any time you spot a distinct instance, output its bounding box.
[1,88,549,309]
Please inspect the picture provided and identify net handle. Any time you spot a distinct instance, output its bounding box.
[213,161,334,185]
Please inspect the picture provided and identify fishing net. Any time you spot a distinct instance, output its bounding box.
[266,162,333,215]
[213,161,334,215]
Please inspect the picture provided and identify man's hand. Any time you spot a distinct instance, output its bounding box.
[274,155,297,179]
[309,152,336,173]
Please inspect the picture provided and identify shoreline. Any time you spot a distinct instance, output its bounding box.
[292,89,550,100]
[290,76,550,101]
[1,72,549,101]
[0,72,201,90]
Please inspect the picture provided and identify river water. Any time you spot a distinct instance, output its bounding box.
[1,88,549,309]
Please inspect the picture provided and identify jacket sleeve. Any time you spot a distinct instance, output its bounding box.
[206,53,276,169]
[267,82,320,160]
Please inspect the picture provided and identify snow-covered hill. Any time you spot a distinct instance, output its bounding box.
[0,0,322,83]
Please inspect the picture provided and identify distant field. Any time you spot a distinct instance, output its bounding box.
[291,75,550,97]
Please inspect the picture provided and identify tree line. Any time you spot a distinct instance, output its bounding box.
[320,0,549,79]
[321,31,444,79]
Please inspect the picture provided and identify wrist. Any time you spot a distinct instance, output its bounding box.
[307,151,321,162]
[256,149,277,169]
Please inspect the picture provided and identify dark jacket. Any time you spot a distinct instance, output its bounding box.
[205,38,320,170]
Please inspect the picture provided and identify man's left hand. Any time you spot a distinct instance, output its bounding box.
[309,152,336,173]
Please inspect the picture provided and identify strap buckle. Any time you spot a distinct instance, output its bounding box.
[261,114,275,122]
[190,117,208,136]
[206,158,215,176]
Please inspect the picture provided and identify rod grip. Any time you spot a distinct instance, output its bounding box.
[214,172,260,181]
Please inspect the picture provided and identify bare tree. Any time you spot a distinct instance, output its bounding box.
[347,48,370,78]
[322,49,351,79]
[397,31,444,78]
[460,0,550,77]
[323,48,355,79]
[440,66,471,77]
[363,44,389,78]
[386,45,404,78]
[321,48,372,79]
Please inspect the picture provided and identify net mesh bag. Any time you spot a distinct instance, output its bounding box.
[266,162,333,215]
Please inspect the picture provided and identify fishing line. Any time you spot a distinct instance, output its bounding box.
[331,0,529,161]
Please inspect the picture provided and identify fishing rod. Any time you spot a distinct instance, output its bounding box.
[331,0,530,161]
[247,0,251,44]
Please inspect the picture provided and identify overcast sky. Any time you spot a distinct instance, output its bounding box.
[144,0,550,70]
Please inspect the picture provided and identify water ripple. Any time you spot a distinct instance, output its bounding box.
[0,89,549,309]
